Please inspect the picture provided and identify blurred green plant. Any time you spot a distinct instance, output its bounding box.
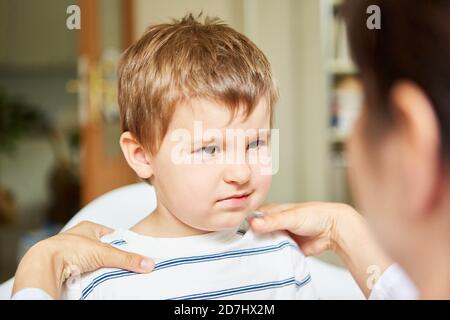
[0,88,50,154]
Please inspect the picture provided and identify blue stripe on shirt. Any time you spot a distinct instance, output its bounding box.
[169,274,312,300]
[155,240,296,269]
[81,240,298,299]
[108,239,127,246]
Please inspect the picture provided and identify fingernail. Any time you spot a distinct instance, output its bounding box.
[252,217,266,228]
[253,211,266,217]
[140,258,154,271]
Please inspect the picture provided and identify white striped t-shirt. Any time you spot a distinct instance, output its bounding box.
[61,225,316,300]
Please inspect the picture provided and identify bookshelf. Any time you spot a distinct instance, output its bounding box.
[321,0,362,203]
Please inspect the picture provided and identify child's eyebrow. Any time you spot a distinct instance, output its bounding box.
[191,136,218,145]
[189,128,271,146]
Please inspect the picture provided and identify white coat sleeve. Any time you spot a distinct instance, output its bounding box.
[11,288,53,300]
[369,263,418,300]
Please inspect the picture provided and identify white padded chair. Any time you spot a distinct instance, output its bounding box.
[0,183,364,299]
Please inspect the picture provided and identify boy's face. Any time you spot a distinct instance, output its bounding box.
[150,98,273,232]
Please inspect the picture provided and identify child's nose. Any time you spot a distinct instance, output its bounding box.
[223,163,252,185]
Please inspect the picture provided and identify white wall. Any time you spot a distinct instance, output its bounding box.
[135,0,244,35]
[290,0,329,201]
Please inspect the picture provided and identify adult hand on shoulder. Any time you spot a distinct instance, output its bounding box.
[12,221,155,299]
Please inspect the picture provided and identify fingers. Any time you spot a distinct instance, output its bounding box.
[251,202,330,237]
[100,245,155,273]
[298,238,329,256]
[258,203,297,214]
[96,224,115,239]
[250,209,306,234]
[257,203,278,213]
[64,221,114,240]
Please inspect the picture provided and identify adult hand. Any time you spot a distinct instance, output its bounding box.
[12,221,155,299]
[251,202,392,297]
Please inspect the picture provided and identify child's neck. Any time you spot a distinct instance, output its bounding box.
[131,203,211,238]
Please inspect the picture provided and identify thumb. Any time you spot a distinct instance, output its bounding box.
[100,245,155,273]
[258,203,297,215]
[250,210,307,235]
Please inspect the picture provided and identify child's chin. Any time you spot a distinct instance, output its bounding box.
[215,212,248,229]
[199,209,256,231]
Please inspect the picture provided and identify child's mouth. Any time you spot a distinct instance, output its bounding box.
[217,192,252,208]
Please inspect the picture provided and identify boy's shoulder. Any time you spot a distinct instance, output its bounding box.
[100,229,130,247]
[99,227,305,264]
[61,229,133,300]
[244,228,300,251]
[61,227,309,300]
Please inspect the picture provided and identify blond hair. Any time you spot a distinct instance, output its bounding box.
[118,13,278,154]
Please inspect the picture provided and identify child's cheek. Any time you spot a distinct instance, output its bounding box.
[255,174,272,198]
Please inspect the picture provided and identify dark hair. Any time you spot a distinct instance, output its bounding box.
[344,0,450,162]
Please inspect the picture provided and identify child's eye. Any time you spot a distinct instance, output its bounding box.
[197,145,220,156]
[247,139,266,150]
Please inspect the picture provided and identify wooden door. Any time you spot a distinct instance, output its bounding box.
[78,0,137,205]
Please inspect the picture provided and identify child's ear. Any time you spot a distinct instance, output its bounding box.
[120,132,153,179]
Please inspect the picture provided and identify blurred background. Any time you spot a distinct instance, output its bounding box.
[0,0,362,282]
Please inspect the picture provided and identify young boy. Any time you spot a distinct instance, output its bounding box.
[62,14,316,300]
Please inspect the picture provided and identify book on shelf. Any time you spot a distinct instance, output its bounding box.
[330,76,363,142]
[326,1,353,69]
